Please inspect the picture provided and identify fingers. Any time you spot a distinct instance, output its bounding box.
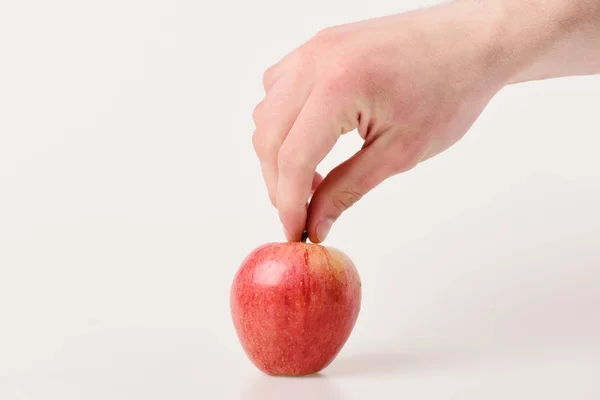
[252,77,312,206]
[311,172,324,195]
[306,135,420,243]
[276,87,354,241]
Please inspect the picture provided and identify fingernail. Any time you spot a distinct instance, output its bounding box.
[316,218,334,243]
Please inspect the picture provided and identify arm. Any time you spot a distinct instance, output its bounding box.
[251,0,600,243]
[497,0,600,83]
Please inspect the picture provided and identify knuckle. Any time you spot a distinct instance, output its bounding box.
[295,27,342,74]
[299,30,335,66]
[277,145,305,173]
[252,101,266,126]
[313,26,339,46]
[296,44,316,70]
[321,60,354,97]
[277,147,297,171]
[332,188,364,213]
[262,65,278,89]
[315,26,333,37]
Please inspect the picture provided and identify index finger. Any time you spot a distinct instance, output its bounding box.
[276,86,356,241]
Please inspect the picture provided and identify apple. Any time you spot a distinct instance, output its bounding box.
[230,236,361,376]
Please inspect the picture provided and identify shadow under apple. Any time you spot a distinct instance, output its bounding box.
[244,373,343,400]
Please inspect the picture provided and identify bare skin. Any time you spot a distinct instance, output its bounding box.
[251,0,600,243]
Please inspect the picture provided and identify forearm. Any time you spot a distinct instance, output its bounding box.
[487,0,600,84]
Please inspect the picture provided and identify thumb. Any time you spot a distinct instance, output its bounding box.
[306,138,404,243]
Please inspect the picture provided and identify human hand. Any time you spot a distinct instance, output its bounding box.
[251,0,599,243]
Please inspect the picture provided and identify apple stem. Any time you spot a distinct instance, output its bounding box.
[301,231,308,243]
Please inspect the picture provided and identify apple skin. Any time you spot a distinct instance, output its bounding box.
[230,242,361,376]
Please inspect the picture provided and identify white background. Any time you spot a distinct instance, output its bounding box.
[1,0,599,399]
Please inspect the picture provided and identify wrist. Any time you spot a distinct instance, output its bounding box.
[486,0,600,84]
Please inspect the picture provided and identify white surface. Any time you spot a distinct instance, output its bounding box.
[1,0,600,399]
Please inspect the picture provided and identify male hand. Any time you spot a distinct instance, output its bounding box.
[251,0,600,242]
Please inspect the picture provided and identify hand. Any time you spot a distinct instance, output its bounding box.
[252,1,506,242]
[252,0,600,243]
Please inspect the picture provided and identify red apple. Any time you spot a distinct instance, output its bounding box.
[230,240,361,376]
